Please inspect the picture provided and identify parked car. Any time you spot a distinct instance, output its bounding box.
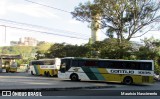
[18,64,29,72]
[154,74,160,81]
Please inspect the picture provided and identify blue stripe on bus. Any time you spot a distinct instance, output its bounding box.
[90,68,105,80]
[33,65,39,75]
[81,67,98,80]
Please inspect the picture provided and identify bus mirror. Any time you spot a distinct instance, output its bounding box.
[61,63,66,68]
[62,65,66,68]
[60,63,66,72]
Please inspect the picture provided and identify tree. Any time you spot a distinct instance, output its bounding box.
[36,41,52,59]
[72,0,160,43]
[36,41,52,53]
[0,46,35,65]
[135,37,160,73]
[46,43,90,58]
[89,39,132,59]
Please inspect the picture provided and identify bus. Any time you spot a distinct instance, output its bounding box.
[8,59,17,73]
[29,58,61,77]
[0,54,21,73]
[58,57,154,85]
[1,59,17,73]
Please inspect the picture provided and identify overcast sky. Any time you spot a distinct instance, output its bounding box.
[0,0,159,46]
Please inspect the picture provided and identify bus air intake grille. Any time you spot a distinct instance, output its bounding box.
[142,76,149,82]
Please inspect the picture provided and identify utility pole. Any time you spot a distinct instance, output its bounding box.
[4,26,6,44]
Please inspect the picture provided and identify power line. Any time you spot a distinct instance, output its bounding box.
[4,26,6,43]
[0,18,90,37]
[24,0,71,13]
[23,0,91,37]
[0,25,89,40]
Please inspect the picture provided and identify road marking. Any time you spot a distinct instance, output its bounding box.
[26,82,53,85]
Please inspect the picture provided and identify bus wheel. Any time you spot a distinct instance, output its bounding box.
[53,75,58,77]
[31,71,34,75]
[123,76,133,85]
[44,71,47,76]
[70,73,79,81]
[47,72,51,77]
[6,69,9,73]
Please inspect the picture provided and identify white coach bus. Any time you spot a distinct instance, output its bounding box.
[58,57,154,85]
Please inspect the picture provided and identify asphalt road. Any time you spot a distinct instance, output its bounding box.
[0,72,115,90]
[0,72,160,99]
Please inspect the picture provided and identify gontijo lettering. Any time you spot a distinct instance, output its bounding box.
[110,70,134,74]
[110,69,152,75]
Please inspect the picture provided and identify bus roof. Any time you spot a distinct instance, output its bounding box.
[62,57,153,62]
[31,58,60,61]
[39,58,59,60]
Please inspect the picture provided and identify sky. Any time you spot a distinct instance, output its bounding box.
[0,0,160,46]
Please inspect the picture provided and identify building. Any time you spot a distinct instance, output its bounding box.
[10,37,38,46]
[10,41,19,46]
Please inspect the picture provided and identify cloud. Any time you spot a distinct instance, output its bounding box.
[8,4,60,19]
[68,19,81,24]
[0,0,7,15]
[0,0,60,19]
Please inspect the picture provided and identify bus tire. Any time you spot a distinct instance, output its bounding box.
[6,69,9,73]
[31,71,34,75]
[44,71,47,76]
[47,71,51,77]
[70,73,79,81]
[53,75,58,77]
[123,76,133,85]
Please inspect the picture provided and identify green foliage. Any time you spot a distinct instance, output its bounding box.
[44,37,160,73]
[0,46,36,64]
[89,39,132,59]
[1,37,160,73]
[72,0,160,42]
[45,39,133,59]
[71,0,160,73]
[36,41,52,53]
[35,41,52,59]
[45,43,90,58]
[134,37,160,73]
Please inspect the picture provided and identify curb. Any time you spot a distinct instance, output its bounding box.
[0,85,116,91]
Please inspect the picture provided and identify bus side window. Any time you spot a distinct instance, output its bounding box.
[114,62,123,69]
[110,62,120,69]
[121,62,128,69]
[71,60,79,67]
[106,62,114,68]
[129,62,136,70]
[32,61,36,65]
[79,60,85,67]
[145,63,152,70]
[98,61,105,68]
[85,60,98,67]
[140,62,152,70]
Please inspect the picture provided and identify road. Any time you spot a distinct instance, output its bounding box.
[0,73,160,99]
[0,72,114,90]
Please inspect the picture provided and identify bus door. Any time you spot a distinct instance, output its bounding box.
[60,59,71,73]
